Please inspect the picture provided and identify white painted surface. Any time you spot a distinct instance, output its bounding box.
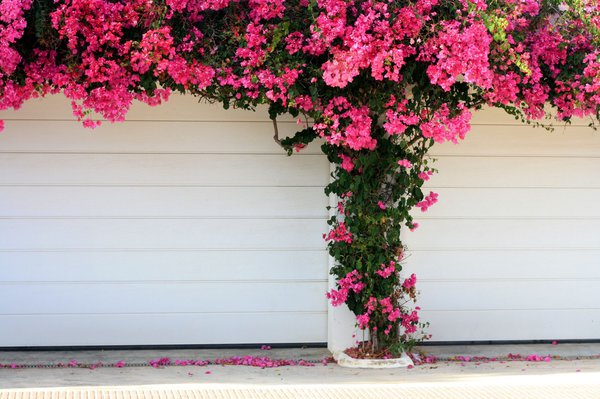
[326,164,358,353]
[327,272,357,353]
[0,153,329,186]
[0,219,326,249]
[0,187,327,217]
[0,95,329,347]
[1,94,599,346]
[0,313,326,346]
[333,351,414,368]
[404,117,600,342]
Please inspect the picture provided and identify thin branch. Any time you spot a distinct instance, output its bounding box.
[272,117,284,148]
[406,134,422,148]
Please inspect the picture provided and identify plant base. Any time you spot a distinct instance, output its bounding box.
[333,351,414,369]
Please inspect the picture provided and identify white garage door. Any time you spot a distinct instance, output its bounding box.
[0,95,329,347]
[404,108,600,342]
[2,96,598,347]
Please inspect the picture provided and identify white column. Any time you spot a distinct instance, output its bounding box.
[326,162,358,353]
[327,274,358,353]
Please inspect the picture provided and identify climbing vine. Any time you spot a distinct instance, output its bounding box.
[1,0,599,355]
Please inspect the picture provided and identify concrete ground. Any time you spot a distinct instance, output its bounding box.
[1,345,600,398]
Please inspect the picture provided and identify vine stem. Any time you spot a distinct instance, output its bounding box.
[272,117,284,148]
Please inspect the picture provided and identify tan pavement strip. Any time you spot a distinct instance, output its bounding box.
[2,384,600,399]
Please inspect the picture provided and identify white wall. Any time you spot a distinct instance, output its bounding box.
[403,109,600,341]
[1,95,598,347]
[0,95,330,347]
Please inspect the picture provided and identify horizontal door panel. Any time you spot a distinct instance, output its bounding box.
[431,125,600,157]
[429,157,600,188]
[0,250,328,282]
[0,312,327,346]
[0,219,328,250]
[403,250,600,280]
[423,309,600,341]
[0,282,328,314]
[470,106,589,127]
[0,120,321,154]
[0,94,297,122]
[0,154,329,186]
[416,280,600,311]
[419,188,600,218]
[0,186,328,218]
[403,219,600,250]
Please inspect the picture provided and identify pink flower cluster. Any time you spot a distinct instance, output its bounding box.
[167,0,232,16]
[418,171,433,181]
[401,309,420,334]
[375,260,397,278]
[356,295,419,335]
[313,97,376,151]
[0,0,34,126]
[416,191,439,212]
[0,0,32,77]
[421,21,493,91]
[0,0,599,135]
[421,104,472,144]
[339,154,355,172]
[383,97,419,136]
[326,270,365,306]
[1,0,599,141]
[324,221,353,244]
[320,1,419,88]
[402,273,417,290]
[356,313,371,330]
[397,159,412,168]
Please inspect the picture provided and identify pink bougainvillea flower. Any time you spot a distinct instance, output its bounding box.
[326,270,365,306]
[356,313,370,329]
[398,159,412,168]
[403,273,417,289]
[313,97,376,151]
[324,222,353,244]
[375,261,396,278]
[340,154,355,172]
[418,171,433,181]
[293,143,306,152]
[416,191,439,212]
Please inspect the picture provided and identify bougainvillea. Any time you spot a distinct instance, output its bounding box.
[1,0,599,355]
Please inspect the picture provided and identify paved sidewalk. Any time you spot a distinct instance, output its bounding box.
[1,345,599,398]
